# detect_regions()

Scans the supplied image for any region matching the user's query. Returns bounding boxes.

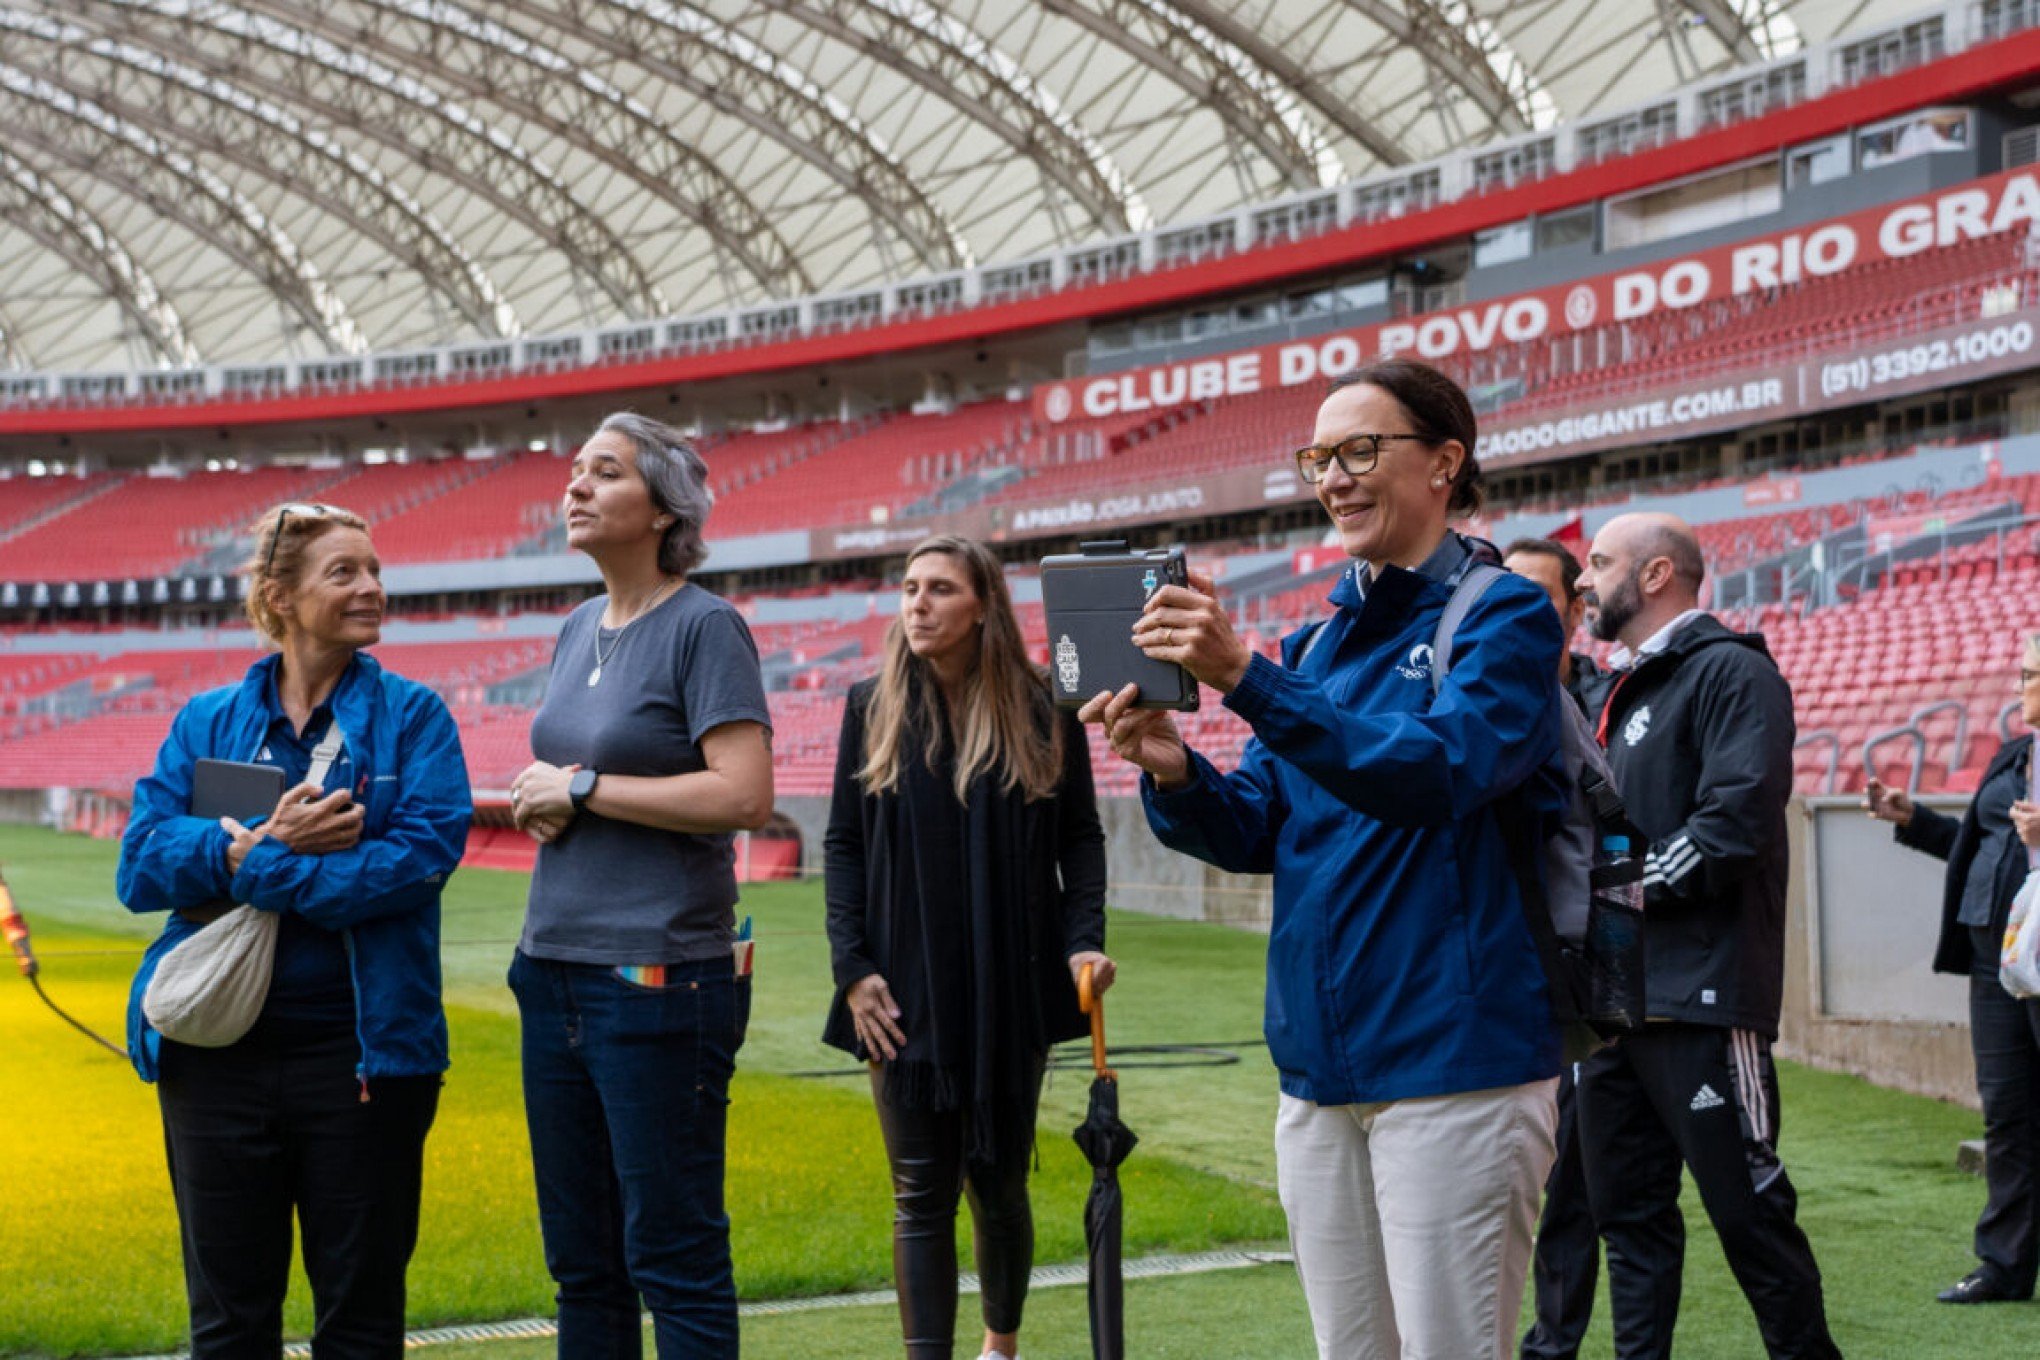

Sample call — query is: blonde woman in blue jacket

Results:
[1085,360,1566,1359]
[118,503,472,1360]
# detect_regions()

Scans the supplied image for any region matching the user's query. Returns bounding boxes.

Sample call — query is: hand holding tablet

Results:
[1040,541,1201,710]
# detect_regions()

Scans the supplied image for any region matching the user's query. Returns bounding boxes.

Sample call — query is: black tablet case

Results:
[1040,543,1200,711]
[191,759,286,824]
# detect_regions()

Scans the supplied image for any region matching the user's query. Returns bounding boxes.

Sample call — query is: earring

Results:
[1431,476,1446,488]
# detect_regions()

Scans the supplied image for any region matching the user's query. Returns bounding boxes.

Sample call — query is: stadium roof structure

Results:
[0,0,1926,373]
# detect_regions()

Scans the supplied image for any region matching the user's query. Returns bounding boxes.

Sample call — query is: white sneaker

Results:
[979,1352,1020,1360]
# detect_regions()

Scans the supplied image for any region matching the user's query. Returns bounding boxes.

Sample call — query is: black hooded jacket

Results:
[1597,614,1797,1036]
[1567,652,1613,720]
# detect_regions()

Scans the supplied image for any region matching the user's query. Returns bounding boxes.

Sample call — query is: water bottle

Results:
[1586,833,1645,1037]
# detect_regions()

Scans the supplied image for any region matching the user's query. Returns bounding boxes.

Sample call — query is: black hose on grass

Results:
[782,1039,1266,1080]
[27,974,130,1060]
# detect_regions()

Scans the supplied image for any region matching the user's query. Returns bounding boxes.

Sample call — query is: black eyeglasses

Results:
[262,503,344,575]
[1292,432,1436,485]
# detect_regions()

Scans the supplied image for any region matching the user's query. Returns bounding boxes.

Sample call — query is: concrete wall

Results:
[780,792,1273,930]
[777,796,830,880]
[1780,795,1979,1110]
[0,788,51,825]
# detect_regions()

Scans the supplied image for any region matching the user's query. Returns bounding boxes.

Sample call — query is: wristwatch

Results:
[568,768,599,810]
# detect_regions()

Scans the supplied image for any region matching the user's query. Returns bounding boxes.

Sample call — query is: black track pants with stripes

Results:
[1576,1025,1843,1360]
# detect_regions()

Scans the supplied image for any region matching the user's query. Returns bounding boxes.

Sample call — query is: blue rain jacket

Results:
[117,651,472,1082]
[1144,538,1567,1105]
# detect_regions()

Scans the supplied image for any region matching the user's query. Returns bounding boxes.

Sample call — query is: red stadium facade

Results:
[7,4,2040,860]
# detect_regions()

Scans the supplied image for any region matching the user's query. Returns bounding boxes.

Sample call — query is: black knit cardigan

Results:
[822,674,1107,1158]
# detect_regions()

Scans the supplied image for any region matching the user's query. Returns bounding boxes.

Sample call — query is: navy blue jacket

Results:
[1144,538,1567,1106]
[117,651,472,1083]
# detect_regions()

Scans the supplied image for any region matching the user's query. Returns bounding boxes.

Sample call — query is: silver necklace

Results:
[588,579,677,687]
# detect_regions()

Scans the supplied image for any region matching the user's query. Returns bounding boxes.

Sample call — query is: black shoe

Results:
[1937,1270,2028,1303]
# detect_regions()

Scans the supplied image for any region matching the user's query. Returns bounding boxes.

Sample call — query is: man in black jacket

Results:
[1504,536,1613,722]
[1573,512,1842,1360]
[1504,536,1610,1360]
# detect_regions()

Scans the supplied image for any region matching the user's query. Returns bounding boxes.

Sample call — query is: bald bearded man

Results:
[1573,513,1841,1360]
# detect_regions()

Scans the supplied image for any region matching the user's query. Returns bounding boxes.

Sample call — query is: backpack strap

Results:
[1431,559,1594,1027]
[1295,618,1329,670]
[1298,558,1508,680]
[1495,794,1589,1027]
[1429,561,1505,698]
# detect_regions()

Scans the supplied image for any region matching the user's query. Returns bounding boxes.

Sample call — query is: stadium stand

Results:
[0,467,331,583]
[360,453,576,564]
[0,472,117,538]
[1504,230,2035,412]
[1766,563,2035,795]
[986,387,1326,506]
[7,3,2040,856]
[708,402,1032,534]
[0,652,93,712]
[12,459,2040,807]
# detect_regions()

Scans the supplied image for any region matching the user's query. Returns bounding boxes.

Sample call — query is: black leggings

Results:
[870,1062,1044,1359]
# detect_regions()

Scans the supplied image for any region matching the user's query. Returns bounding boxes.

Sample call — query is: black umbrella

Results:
[1072,963,1138,1360]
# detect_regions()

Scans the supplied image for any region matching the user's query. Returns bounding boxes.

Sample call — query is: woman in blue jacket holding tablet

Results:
[118,502,472,1360]
[1083,359,1567,1359]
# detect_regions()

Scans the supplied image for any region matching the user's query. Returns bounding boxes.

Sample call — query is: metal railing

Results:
[1795,731,1842,794]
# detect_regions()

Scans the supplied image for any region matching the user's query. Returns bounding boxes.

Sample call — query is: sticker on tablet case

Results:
[1056,634,1081,693]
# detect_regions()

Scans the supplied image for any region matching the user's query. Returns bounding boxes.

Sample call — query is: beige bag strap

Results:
[305,723,345,792]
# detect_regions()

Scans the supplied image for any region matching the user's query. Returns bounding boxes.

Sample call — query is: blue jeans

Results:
[510,951,748,1360]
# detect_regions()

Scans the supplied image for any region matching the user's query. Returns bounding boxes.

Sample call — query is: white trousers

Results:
[1275,1078,1560,1360]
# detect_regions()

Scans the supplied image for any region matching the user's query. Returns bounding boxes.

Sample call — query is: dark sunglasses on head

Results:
[262,503,346,575]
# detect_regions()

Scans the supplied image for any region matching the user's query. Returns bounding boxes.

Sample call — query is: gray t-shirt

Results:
[520,584,772,965]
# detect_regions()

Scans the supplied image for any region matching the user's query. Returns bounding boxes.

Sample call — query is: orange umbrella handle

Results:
[1079,961,1114,1080]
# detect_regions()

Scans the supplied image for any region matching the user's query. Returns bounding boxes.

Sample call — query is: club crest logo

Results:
[1055,634,1081,692]
[1565,284,1597,329]
[1624,704,1652,747]
[1141,568,1159,597]
[1395,643,1435,681]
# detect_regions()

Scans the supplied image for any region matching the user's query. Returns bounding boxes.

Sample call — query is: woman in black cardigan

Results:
[1867,639,2040,1306]
[824,534,1113,1360]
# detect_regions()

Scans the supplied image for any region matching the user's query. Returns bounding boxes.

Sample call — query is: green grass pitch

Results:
[6,824,2040,1357]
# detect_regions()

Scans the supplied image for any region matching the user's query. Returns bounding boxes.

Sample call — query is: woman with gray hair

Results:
[507,412,774,1357]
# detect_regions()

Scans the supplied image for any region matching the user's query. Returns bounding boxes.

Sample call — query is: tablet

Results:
[1040,541,1200,711]
[191,759,286,824]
